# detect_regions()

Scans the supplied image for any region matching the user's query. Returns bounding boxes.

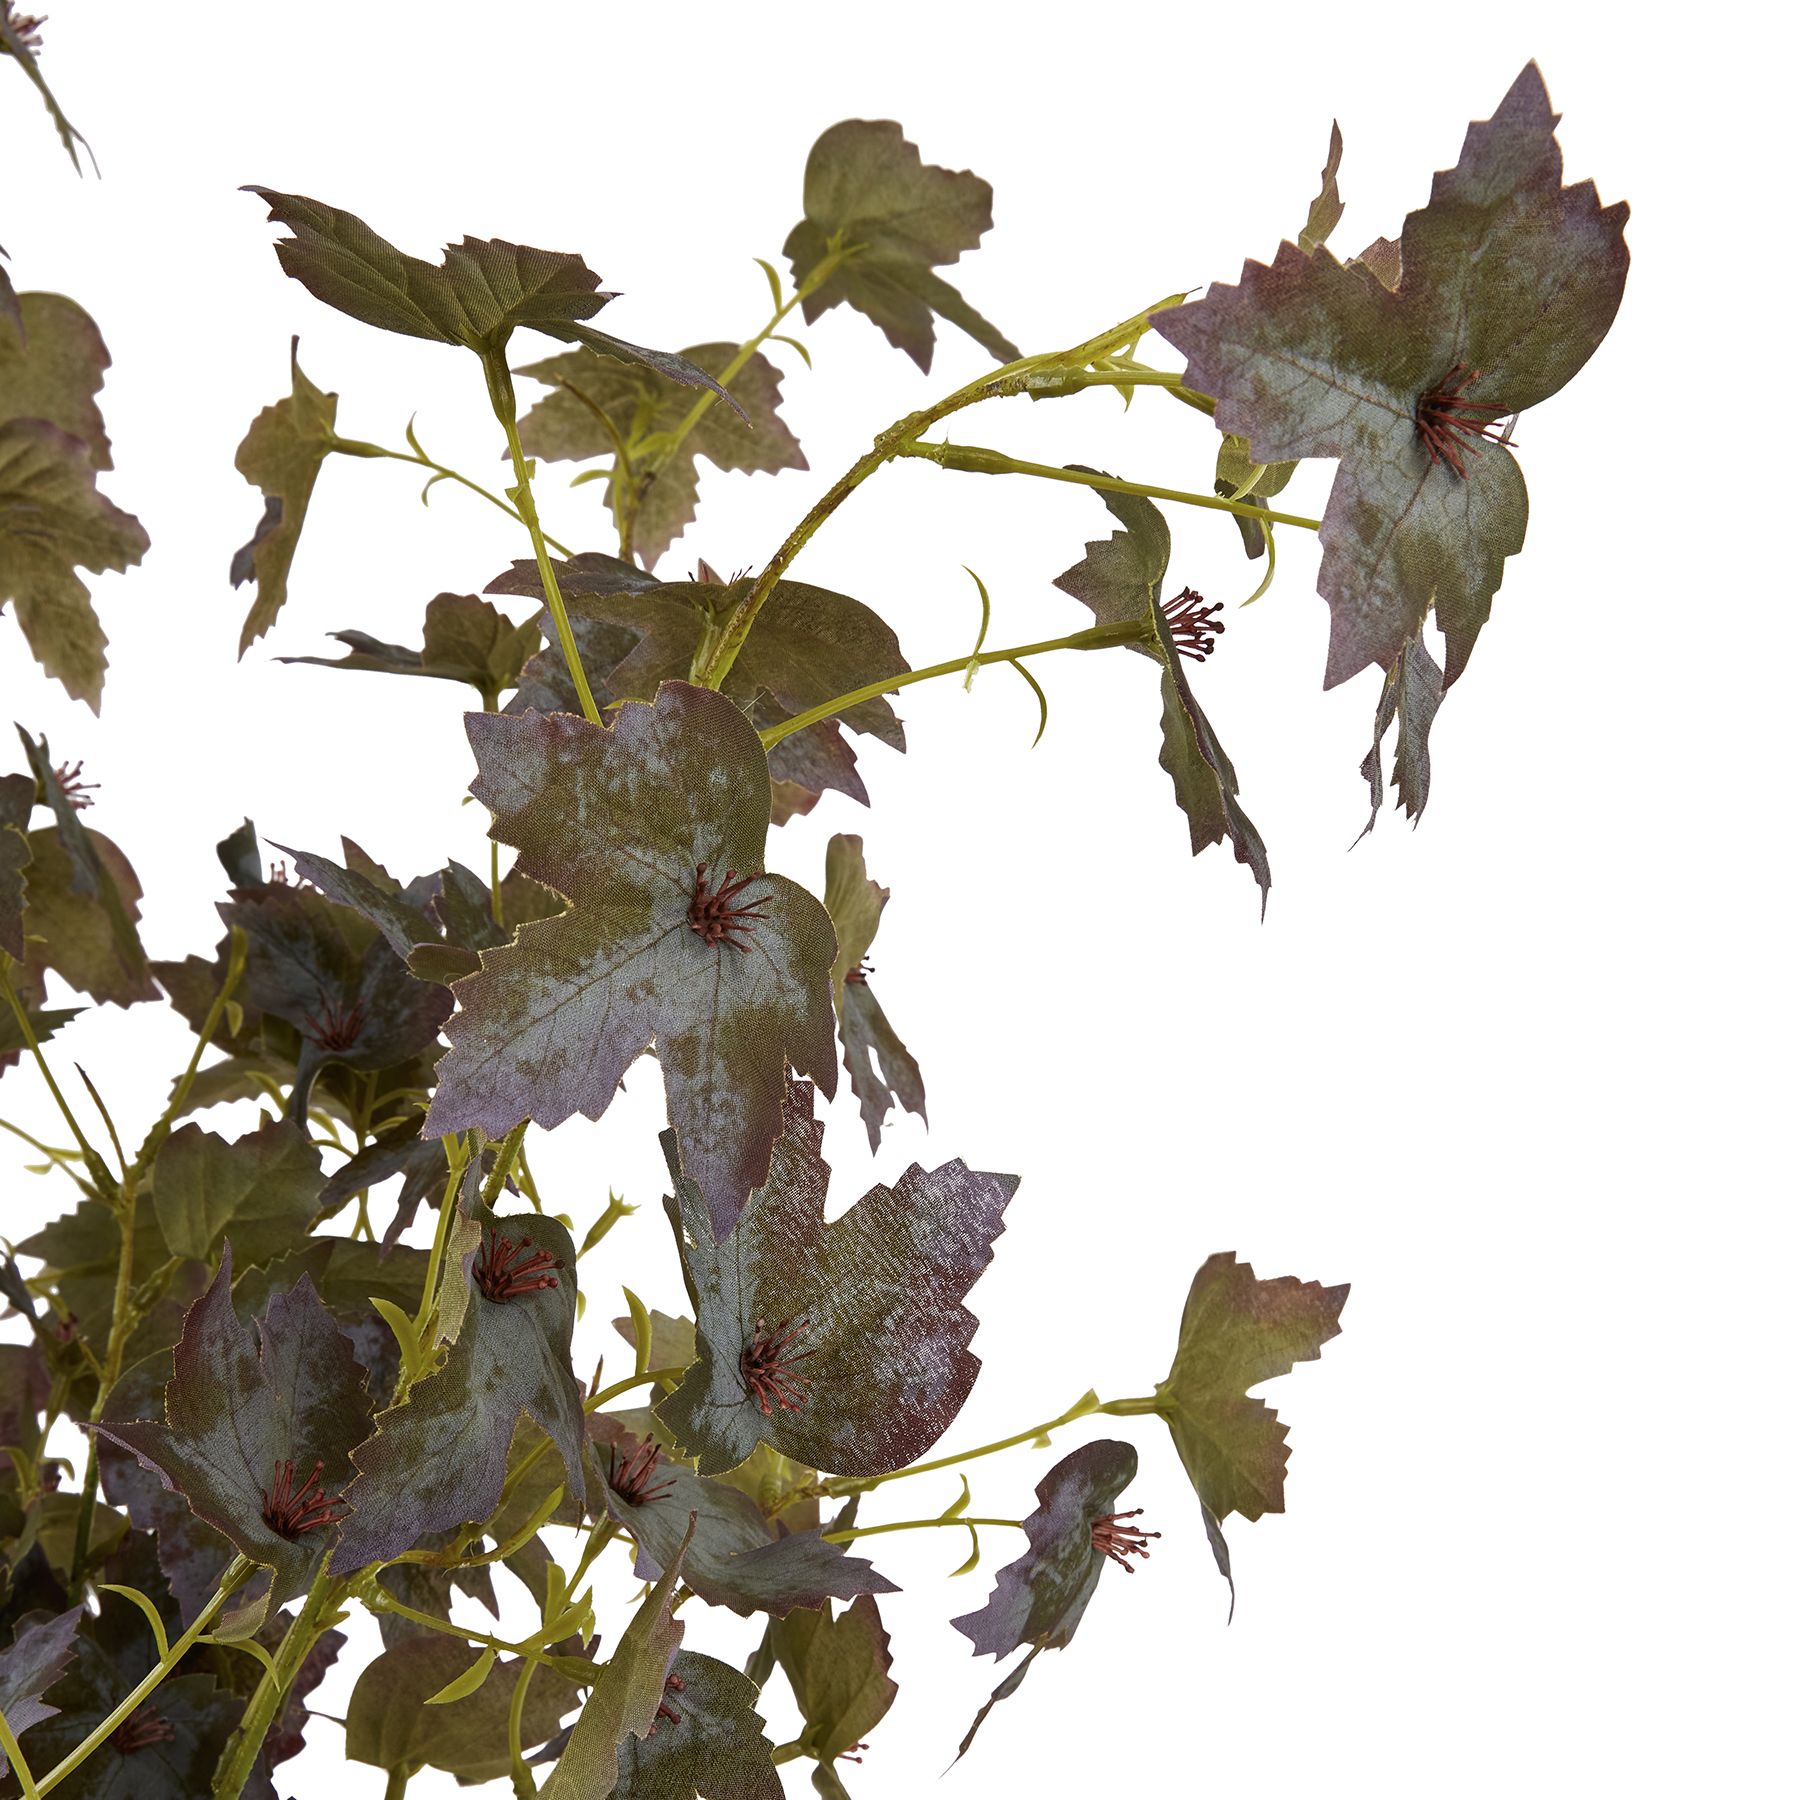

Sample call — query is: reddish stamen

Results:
[114,1704,176,1753]
[647,1670,687,1735]
[688,863,771,952]
[838,1742,870,1763]
[1414,363,1512,479]
[53,759,98,811]
[300,993,365,1051]
[1090,1507,1160,1571]
[261,1458,348,1540]
[740,1316,815,1415]
[473,1225,562,1303]
[608,1437,677,1508]
[844,959,873,985]
[1160,588,1226,664]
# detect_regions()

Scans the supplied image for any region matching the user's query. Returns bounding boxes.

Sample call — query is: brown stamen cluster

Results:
[1414,362,1511,478]
[608,1437,676,1508]
[53,759,98,810]
[261,1458,348,1540]
[473,1225,561,1303]
[1161,588,1226,664]
[648,1669,688,1735]
[1090,1507,1160,1571]
[301,994,365,1051]
[740,1316,815,1415]
[114,1704,176,1754]
[688,863,769,952]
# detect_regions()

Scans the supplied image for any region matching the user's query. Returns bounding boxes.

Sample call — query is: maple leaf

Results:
[769,1593,896,1773]
[1052,484,1271,905]
[0,1606,81,1736]
[591,1415,897,1619]
[951,1439,1148,1757]
[279,591,538,706]
[149,1117,324,1266]
[1154,64,1628,694]
[609,1649,784,1800]
[785,120,1019,372]
[16,822,156,1007]
[426,686,839,1240]
[822,834,925,1150]
[656,1082,1015,1477]
[0,293,116,467]
[93,1249,376,1606]
[517,342,807,567]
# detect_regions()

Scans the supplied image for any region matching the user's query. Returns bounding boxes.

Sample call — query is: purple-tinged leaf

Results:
[769,1593,896,1770]
[1359,630,1445,834]
[18,823,156,1005]
[591,1416,896,1619]
[333,1208,583,1570]
[610,1649,784,1800]
[1155,64,1627,689]
[316,1118,453,1253]
[279,591,538,705]
[93,1250,375,1606]
[785,121,1019,372]
[0,292,115,467]
[0,771,31,959]
[425,688,839,1240]
[657,1082,1014,1476]
[1298,122,1345,254]
[0,1606,81,1734]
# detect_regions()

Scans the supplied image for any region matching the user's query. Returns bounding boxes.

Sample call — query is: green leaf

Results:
[94,1249,376,1606]
[770,1594,895,1767]
[785,121,1019,372]
[1150,1251,1348,1579]
[0,293,115,466]
[345,1637,581,1781]
[0,770,31,960]
[0,417,147,707]
[951,1440,1144,1756]
[230,339,338,656]
[610,1649,783,1800]
[1298,122,1345,253]
[539,1516,693,1800]
[18,823,156,1005]
[150,1117,324,1266]
[517,342,806,567]
[425,687,839,1241]
[1359,630,1445,833]
[333,1207,584,1570]
[611,1308,697,1382]
[279,590,539,704]
[1155,64,1628,688]
[657,1081,1015,1477]
[0,1605,81,1735]
[822,835,925,1151]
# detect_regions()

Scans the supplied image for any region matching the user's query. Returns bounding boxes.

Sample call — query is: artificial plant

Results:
[0,24,1626,1795]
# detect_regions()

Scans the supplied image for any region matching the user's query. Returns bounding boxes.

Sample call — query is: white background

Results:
[1,2,1793,1795]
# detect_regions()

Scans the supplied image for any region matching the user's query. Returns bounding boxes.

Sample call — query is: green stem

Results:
[1096,1394,1161,1415]
[899,440,1322,530]
[481,1121,528,1206]
[1023,365,1216,412]
[209,1568,339,1800]
[759,621,1144,752]
[770,1741,805,1766]
[479,347,601,726]
[0,1116,86,1188]
[36,1557,251,1796]
[0,1711,40,1800]
[823,1391,1103,1496]
[327,433,574,558]
[362,1592,597,1677]
[0,958,110,1194]
[823,1515,1023,1544]
[507,1657,538,1797]
[384,1768,411,1800]
[697,294,1182,690]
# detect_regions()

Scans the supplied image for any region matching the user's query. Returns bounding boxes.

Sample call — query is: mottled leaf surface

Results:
[610,1649,783,1800]
[785,121,1018,371]
[150,1117,323,1266]
[770,1594,895,1767]
[280,591,537,703]
[316,1118,452,1252]
[658,1082,1014,1476]
[426,688,839,1240]
[18,824,156,1005]
[1359,630,1445,833]
[334,1209,582,1570]
[1155,64,1627,687]
[0,1606,80,1734]
[591,1416,896,1619]
[0,293,114,465]
[94,1251,375,1605]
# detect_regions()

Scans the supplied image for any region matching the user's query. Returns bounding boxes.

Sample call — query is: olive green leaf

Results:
[1359,629,1445,834]
[539,1517,693,1800]
[0,770,31,959]
[517,342,807,567]
[658,1081,1015,1477]
[0,293,114,466]
[345,1637,582,1784]
[0,248,17,345]
[1155,64,1629,689]
[15,1197,178,1349]
[1298,122,1345,254]
[610,1649,783,1800]
[332,1207,583,1570]
[823,835,924,1151]
[0,1606,81,1735]
[1214,431,1296,560]
[611,1308,697,1382]
[770,1594,896,1771]
[425,687,839,1241]
[243,187,729,400]
[1052,485,1270,906]
[1147,1252,1348,1594]
[230,339,338,656]
[951,1439,1145,1756]
[785,120,1019,372]
[17,823,156,1006]
[279,591,538,706]
[0,419,147,707]
[93,1249,376,1606]
[591,1415,897,1619]
[0,10,90,171]
[150,1118,324,1266]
